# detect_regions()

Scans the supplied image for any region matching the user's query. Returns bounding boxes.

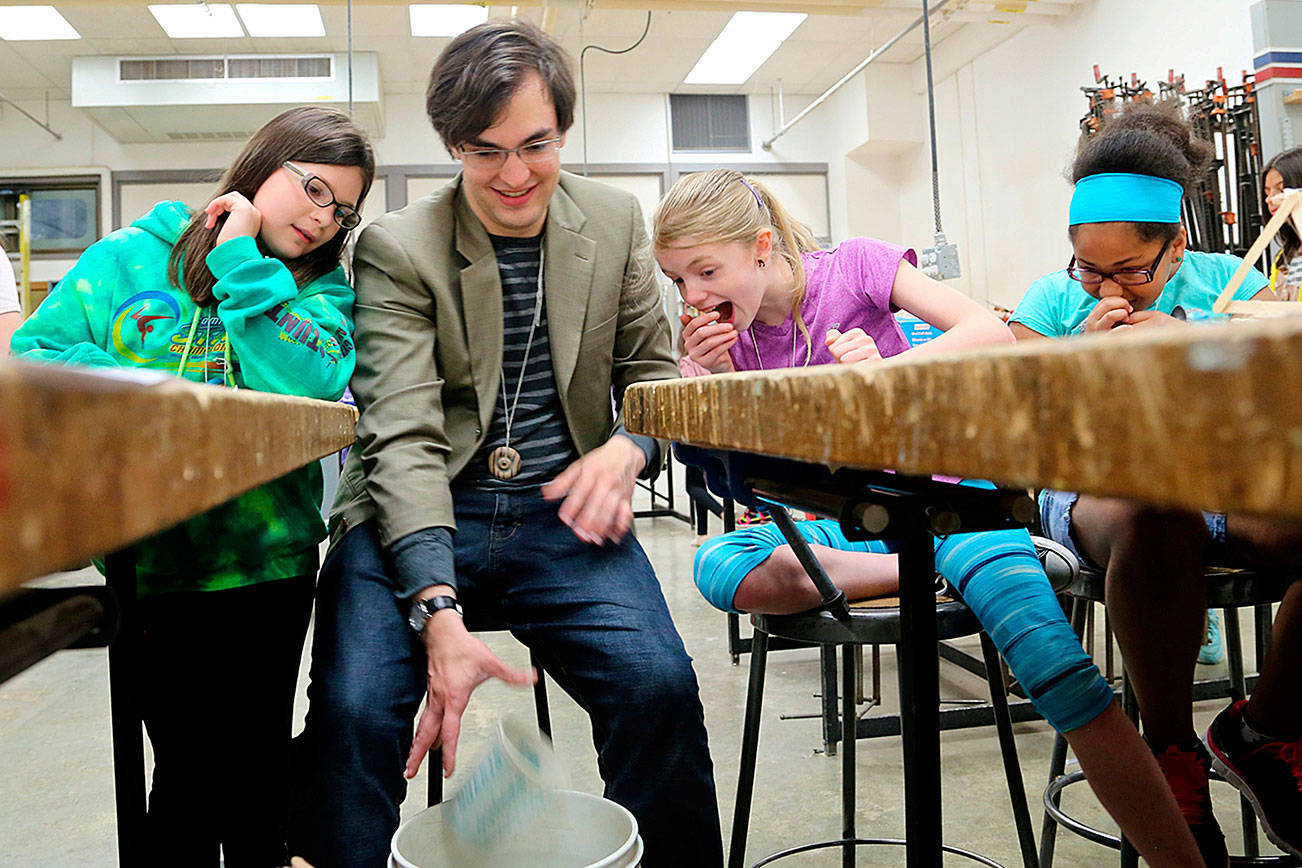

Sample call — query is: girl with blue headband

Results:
[654,168,1207,866]
[1012,101,1302,863]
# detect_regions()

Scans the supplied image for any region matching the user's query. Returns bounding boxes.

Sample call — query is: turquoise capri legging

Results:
[695,514,1115,735]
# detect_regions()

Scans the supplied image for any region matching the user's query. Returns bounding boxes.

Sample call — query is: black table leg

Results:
[105,548,146,866]
[897,528,942,867]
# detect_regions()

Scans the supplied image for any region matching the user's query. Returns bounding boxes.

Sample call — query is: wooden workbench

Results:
[0,360,357,595]
[625,316,1302,519]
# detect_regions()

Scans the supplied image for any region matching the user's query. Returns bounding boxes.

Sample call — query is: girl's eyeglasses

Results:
[1067,239,1171,287]
[282,161,361,230]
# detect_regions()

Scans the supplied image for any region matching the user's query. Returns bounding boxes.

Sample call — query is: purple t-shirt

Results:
[730,237,916,372]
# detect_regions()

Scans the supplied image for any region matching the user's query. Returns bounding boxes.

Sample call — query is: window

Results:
[0,180,101,255]
[670,94,749,151]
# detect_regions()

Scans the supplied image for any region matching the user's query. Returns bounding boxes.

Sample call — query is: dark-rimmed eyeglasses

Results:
[282,161,361,230]
[457,137,562,171]
[1067,239,1171,287]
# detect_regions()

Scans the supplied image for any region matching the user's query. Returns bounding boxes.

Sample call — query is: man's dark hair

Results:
[425,19,576,153]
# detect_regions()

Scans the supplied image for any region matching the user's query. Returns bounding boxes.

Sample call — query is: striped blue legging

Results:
[695,517,1113,734]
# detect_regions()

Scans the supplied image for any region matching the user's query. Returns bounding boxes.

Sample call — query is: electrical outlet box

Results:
[918,232,961,280]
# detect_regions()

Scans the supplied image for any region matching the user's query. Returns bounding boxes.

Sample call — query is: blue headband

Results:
[1068,172,1184,226]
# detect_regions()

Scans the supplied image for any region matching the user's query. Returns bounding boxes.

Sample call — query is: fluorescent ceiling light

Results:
[684,12,806,85]
[410,4,488,38]
[236,4,325,38]
[149,3,245,39]
[0,6,80,41]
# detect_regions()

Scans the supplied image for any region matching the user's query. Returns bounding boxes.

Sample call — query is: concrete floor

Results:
[0,477,1285,866]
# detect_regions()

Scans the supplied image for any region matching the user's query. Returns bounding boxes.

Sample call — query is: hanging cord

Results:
[346,0,354,117]
[581,10,652,176]
[921,0,942,234]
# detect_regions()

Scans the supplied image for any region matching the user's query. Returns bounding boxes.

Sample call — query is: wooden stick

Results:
[1213,189,1302,313]
[1223,300,1302,316]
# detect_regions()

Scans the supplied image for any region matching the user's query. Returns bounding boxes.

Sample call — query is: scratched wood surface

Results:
[625,317,1302,520]
[0,360,357,593]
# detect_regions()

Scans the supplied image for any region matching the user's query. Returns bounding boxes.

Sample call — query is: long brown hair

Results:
[653,169,819,364]
[169,106,375,305]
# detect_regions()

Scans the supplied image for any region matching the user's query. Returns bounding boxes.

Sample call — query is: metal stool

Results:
[426,641,552,807]
[1040,562,1299,866]
[730,593,1040,868]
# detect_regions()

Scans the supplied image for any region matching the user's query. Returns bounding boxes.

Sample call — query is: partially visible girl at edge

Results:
[1262,146,1302,301]
[653,167,1207,867]
[11,106,374,867]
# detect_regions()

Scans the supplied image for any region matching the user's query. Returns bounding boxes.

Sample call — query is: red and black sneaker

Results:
[1150,739,1229,868]
[1205,699,1302,858]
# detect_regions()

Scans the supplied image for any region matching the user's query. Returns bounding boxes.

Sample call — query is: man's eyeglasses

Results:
[282,161,361,230]
[1067,239,1171,287]
[457,137,562,171]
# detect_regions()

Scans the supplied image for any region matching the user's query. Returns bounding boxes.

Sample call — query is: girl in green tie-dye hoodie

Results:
[12,106,374,865]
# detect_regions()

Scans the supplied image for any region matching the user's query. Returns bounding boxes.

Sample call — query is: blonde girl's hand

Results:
[825,327,881,364]
[679,312,736,373]
[1082,296,1133,333]
[204,192,262,246]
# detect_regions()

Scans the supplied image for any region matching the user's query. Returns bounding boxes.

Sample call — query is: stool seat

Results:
[733,591,1039,868]
[1065,564,1295,608]
[752,595,977,647]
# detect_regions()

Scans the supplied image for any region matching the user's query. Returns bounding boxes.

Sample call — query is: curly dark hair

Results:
[1070,101,1213,243]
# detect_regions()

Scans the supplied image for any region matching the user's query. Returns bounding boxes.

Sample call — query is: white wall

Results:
[888,0,1260,308]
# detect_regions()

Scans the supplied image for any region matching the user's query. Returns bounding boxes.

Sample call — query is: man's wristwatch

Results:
[408,595,463,633]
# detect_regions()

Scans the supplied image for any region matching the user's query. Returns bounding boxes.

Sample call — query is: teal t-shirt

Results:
[1011,250,1269,336]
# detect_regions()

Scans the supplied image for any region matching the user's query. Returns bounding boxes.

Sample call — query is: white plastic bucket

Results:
[390,789,642,868]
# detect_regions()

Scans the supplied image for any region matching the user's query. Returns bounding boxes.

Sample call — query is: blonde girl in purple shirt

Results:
[651,168,1207,866]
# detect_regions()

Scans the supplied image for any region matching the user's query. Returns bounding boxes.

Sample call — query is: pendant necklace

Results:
[750,320,803,370]
[489,246,545,480]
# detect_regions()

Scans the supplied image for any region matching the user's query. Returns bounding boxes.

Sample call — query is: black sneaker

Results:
[1150,739,1229,868]
[1205,699,1302,858]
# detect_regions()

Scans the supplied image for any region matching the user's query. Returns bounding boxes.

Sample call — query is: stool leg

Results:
[1119,673,1139,868]
[1254,602,1274,666]
[729,628,770,868]
[1223,607,1261,858]
[530,650,552,740]
[1039,733,1069,868]
[821,644,839,757]
[841,642,856,868]
[981,632,1040,868]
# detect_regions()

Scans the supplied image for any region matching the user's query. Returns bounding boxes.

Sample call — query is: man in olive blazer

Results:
[292,19,723,868]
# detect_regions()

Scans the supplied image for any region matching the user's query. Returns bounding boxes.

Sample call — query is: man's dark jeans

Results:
[291,485,723,867]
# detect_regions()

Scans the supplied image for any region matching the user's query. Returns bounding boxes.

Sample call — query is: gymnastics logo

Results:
[111,291,182,364]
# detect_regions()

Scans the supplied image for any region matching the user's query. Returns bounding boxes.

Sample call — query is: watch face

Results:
[408,604,429,632]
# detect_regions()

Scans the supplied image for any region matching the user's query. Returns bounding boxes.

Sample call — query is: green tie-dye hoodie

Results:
[12,201,356,595]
